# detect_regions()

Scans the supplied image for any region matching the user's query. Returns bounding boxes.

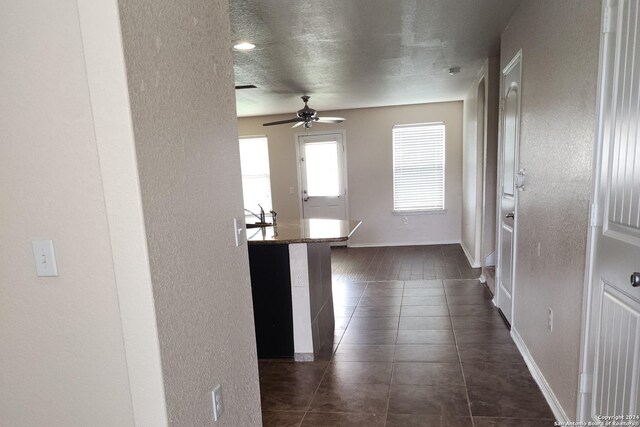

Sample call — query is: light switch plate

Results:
[234,217,245,247]
[32,240,59,277]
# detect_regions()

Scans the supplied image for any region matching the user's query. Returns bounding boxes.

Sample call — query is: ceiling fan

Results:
[263,96,345,129]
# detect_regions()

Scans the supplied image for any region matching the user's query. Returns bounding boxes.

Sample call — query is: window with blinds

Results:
[392,123,445,212]
[239,136,272,216]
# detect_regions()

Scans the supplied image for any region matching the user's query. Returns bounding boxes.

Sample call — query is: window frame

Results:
[238,135,273,220]
[391,122,446,214]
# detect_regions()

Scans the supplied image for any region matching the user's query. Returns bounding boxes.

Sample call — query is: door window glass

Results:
[305,141,340,197]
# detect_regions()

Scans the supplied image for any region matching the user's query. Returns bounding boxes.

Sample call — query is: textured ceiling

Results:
[230,0,521,117]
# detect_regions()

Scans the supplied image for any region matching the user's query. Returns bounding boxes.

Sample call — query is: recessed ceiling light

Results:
[233,42,255,51]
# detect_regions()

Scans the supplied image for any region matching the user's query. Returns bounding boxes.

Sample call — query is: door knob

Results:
[506,212,515,219]
[632,272,640,287]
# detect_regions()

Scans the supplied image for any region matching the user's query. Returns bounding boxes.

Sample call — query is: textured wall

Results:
[117,0,262,425]
[0,0,135,425]
[238,102,464,247]
[501,0,601,417]
[76,0,169,423]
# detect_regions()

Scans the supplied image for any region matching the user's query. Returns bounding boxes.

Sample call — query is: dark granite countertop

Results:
[246,219,361,245]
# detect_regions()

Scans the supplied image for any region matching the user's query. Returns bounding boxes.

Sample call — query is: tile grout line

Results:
[300,276,366,426]
[335,279,367,344]
[382,280,405,426]
[299,355,333,426]
[443,281,476,427]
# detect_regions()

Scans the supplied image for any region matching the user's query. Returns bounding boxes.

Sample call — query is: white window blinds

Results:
[239,137,272,215]
[392,123,445,212]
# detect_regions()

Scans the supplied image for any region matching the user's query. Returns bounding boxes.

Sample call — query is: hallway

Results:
[259,245,555,426]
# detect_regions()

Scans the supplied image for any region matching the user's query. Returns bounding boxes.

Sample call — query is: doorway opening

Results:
[296,131,348,221]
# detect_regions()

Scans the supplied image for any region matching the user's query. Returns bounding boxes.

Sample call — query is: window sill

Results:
[392,209,447,216]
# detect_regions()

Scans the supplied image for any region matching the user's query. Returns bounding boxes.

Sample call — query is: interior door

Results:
[583,0,640,420]
[497,52,522,325]
[298,132,347,220]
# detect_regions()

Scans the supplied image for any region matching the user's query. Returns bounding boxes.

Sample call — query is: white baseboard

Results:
[511,328,570,423]
[347,239,460,248]
[460,241,481,268]
[294,353,314,362]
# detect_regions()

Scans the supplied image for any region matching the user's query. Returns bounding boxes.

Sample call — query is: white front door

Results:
[582,0,640,420]
[496,52,522,325]
[297,132,347,220]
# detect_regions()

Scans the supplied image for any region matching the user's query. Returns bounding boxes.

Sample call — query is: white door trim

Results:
[294,130,349,222]
[475,74,487,269]
[496,49,523,325]
[578,0,618,420]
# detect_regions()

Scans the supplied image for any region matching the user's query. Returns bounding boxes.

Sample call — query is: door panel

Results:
[593,283,639,417]
[499,223,514,308]
[497,52,522,325]
[585,0,640,421]
[503,89,518,197]
[298,132,347,220]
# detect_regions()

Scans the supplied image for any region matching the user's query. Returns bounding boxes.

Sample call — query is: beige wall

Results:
[118,0,262,425]
[238,102,464,246]
[2,0,261,425]
[77,0,169,423]
[501,0,601,418]
[0,1,137,425]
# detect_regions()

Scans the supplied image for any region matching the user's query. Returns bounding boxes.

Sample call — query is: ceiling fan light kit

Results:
[262,96,345,129]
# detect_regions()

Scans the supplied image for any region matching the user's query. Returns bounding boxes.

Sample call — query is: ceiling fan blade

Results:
[315,116,345,124]
[291,121,305,128]
[263,117,304,127]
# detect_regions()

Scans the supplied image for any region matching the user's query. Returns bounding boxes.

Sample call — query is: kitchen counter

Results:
[246,219,361,244]
[246,219,361,361]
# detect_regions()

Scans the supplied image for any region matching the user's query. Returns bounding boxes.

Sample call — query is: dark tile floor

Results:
[259,245,555,427]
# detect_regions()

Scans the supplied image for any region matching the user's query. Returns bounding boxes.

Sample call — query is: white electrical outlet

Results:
[233,217,245,247]
[548,308,553,332]
[212,384,223,421]
[32,240,59,277]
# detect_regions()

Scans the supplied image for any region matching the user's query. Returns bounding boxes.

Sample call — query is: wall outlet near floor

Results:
[402,216,409,225]
[212,384,223,421]
[548,308,553,332]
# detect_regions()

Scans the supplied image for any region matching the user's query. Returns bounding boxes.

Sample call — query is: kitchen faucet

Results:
[245,205,266,223]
